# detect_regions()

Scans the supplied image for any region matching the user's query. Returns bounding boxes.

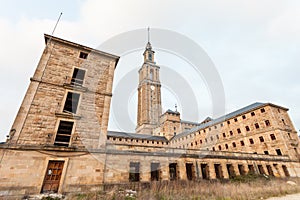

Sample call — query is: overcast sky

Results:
[0,0,300,142]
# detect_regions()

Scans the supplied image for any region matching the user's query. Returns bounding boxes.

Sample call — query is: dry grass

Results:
[69,177,300,200]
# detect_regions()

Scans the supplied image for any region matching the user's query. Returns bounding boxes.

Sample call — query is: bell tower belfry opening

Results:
[136,28,162,134]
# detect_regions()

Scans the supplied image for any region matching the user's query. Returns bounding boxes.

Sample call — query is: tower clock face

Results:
[150,85,155,90]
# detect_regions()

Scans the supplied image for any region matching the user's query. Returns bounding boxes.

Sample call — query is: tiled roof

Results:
[107,131,168,142]
[171,102,271,140]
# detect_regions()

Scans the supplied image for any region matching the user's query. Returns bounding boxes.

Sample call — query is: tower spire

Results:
[148,27,150,43]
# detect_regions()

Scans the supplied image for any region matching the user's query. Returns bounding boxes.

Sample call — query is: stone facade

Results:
[0,34,299,199]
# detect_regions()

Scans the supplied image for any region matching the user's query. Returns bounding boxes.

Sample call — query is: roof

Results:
[44,34,120,67]
[180,120,200,125]
[164,109,180,115]
[107,131,168,142]
[171,102,287,141]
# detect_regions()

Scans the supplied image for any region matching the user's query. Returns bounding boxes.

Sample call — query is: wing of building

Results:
[0,34,299,198]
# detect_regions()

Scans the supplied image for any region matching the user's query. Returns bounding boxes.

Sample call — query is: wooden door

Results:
[41,161,64,193]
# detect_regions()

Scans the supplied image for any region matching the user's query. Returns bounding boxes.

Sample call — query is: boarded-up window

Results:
[63,92,80,114]
[71,68,86,86]
[54,121,74,147]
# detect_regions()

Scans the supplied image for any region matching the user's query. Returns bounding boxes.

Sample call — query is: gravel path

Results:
[267,193,300,200]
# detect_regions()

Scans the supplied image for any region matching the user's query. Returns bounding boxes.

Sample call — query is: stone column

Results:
[140,161,150,182]
[208,162,216,179]
[221,163,229,179]
[161,161,170,181]
[178,161,187,180]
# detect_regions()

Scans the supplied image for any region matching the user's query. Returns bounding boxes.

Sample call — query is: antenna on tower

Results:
[47,12,63,48]
[175,104,178,112]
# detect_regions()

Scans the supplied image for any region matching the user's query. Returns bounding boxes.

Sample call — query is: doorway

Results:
[41,161,64,193]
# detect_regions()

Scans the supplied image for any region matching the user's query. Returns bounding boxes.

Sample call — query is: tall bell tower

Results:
[136,28,162,134]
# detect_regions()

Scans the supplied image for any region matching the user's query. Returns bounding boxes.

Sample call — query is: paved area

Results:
[267,193,300,200]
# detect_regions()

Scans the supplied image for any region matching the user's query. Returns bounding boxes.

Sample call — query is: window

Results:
[230,131,233,136]
[249,138,254,144]
[150,69,153,80]
[261,108,265,113]
[129,162,140,182]
[218,145,221,150]
[282,119,286,125]
[232,142,236,148]
[240,140,245,146]
[237,128,241,134]
[203,129,206,133]
[264,151,269,155]
[79,52,88,59]
[63,92,80,114]
[245,126,250,131]
[220,123,224,127]
[216,135,219,140]
[234,118,238,122]
[214,126,217,129]
[265,120,270,126]
[71,68,86,86]
[174,127,176,130]
[242,115,246,119]
[276,149,282,156]
[200,139,202,144]
[255,123,260,129]
[227,121,230,125]
[210,136,213,141]
[223,133,226,138]
[148,53,152,61]
[270,134,276,140]
[251,112,255,116]
[209,128,211,131]
[225,144,228,149]
[54,121,74,147]
[212,147,215,151]
[259,136,264,142]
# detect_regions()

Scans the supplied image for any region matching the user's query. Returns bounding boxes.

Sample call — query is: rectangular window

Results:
[251,112,255,116]
[259,136,264,142]
[234,118,238,122]
[265,120,270,126]
[129,162,140,182]
[227,120,230,125]
[71,68,86,86]
[79,52,88,59]
[225,144,228,149]
[240,140,245,146]
[169,163,177,180]
[223,133,226,138]
[255,123,260,129]
[249,138,254,144]
[151,163,160,181]
[242,115,246,119]
[232,142,236,148]
[54,121,74,147]
[230,131,233,136]
[261,108,265,113]
[270,134,276,140]
[245,126,250,131]
[63,92,80,114]
[276,149,282,156]
[237,128,241,134]
[264,151,269,155]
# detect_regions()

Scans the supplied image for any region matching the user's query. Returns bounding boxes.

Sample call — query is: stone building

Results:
[0,34,299,198]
